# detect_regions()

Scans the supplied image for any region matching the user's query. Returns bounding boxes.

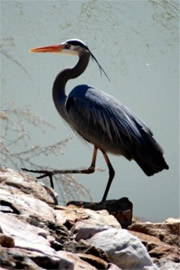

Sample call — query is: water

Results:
[1,0,179,221]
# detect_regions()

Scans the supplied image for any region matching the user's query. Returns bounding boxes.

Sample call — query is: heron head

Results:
[29,38,110,81]
[29,39,89,56]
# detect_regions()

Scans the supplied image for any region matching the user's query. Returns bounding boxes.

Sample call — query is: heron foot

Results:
[22,166,96,189]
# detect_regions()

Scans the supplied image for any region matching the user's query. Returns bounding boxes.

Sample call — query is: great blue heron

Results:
[29,39,169,201]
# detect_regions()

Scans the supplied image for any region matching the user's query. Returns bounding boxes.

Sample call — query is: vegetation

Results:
[0,103,91,203]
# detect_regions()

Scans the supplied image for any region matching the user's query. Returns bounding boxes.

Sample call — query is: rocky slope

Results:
[0,168,179,269]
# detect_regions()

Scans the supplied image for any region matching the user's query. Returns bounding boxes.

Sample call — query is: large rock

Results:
[0,168,57,224]
[0,212,55,255]
[157,258,180,270]
[85,228,158,270]
[129,230,180,263]
[68,197,133,228]
[56,251,97,270]
[0,168,179,269]
[0,188,56,223]
[0,168,57,205]
[129,219,180,247]
[55,204,121,229]
[129,219,180,263]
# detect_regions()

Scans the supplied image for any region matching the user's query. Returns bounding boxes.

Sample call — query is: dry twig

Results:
[0,103,91,202]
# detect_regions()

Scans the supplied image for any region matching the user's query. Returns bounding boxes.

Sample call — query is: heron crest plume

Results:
[64,39,110,81]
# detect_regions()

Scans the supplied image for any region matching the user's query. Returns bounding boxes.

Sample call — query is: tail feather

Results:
[133,129,169,176]
[135,155,169,176]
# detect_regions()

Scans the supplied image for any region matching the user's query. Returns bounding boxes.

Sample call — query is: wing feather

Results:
[66,85,152,157]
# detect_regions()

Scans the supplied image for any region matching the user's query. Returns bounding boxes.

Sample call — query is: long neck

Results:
[53,51,90,100]
[52,51,90,119]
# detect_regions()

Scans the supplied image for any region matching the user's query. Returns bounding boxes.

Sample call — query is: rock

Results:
[55,204,121,229]
[75,222,111,241]
[63,239,110,262]
[129,219,180,247]
[157,258,180,270]
[0,168,57,224]
[56,251,97,269]
[129,219,180,264]
[0,247,44,269]
[129,230,180,262]
[0,189,56,224]
[0,212,55,256]
[0,168,178,270]
[71,206,121,242]
[45,221,71,251]
[67,197,133,228]
[108,263,122,270]
[0,168,57,205]
[86,228,158,270]
[77,253,108,269]
[0,233,15,248]
[54,205,89,226]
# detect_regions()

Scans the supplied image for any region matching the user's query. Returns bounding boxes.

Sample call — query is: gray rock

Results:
[56,251,96,269]
[108,263,122,270]
[0,168,178,270]
[0,212,55,256]
[67,197,133,228]
[55,205,121,228]
[0,168,57,205]
[0,188,56,223]
[75,221,110,241]
[157,258,180,270]
[0,169,57,224]
[129,218,180,248]
[87,228,159,270]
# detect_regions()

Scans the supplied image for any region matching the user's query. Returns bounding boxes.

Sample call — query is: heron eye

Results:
[65,43,71,49]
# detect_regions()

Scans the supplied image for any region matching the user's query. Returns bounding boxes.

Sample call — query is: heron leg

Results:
[22,146,98,178]
[56,145,98,174]
[101,150,115,202]
[63,145,97,174]
[85,146,98,173]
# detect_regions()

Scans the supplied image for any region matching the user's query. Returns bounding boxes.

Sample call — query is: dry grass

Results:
[0,103,91,203]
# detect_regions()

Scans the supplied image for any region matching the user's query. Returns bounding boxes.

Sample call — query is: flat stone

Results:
[77,252,108,269]
[0,247,44,269]
[55,204,121,229]
[0,212,55,256]
[68,197,133,228]
[129,219,180,247]
[0,188,56,223]
[0,168,57,205]
[129,230,180,262]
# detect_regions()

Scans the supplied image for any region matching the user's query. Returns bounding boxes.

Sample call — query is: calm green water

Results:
[1,0,179,221]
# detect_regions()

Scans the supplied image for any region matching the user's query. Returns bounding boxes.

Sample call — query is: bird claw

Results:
[36,174,48,179]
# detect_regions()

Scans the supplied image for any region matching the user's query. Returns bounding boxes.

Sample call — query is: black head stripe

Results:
[66,39,89,50]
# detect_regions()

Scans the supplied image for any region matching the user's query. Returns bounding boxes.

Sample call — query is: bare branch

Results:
[0,103,91,203]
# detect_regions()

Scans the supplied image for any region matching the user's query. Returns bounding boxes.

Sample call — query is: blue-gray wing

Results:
[65,84,153,159]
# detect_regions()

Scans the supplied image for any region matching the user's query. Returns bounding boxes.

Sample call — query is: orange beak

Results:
[29,44,65,53]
